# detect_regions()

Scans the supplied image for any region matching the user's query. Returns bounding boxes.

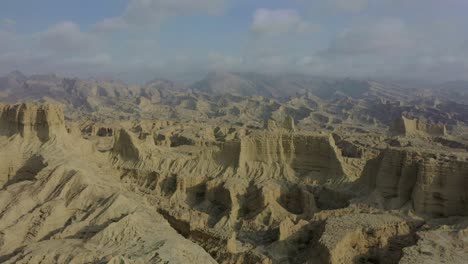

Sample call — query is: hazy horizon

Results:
[2,0,468,83]
[4,69,463,89]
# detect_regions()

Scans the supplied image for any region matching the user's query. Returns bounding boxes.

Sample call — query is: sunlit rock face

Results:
[0,103,66,141]
[365,148,468,217]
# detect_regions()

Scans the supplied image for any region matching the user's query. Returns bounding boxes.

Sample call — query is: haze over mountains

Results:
[1,70,466,125]
[2,70,466,103]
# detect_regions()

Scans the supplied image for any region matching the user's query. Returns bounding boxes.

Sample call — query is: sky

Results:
[1,0,468,83]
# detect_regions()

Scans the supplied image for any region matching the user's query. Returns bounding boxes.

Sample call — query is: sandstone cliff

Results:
[390,116,447,137]
[0,103,70,187]
[239,132,347,183]
[362,148,468,217]
[0,103,67,141]
[1,94,468,263]
[0,103,217,263]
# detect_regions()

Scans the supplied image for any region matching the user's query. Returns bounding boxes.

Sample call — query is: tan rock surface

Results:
[390,116,447,137]
[361,148,468,217]
[0,103,217,263]
[0,71,467,264]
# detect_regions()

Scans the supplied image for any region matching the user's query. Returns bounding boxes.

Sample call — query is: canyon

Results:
[0,72,467,263]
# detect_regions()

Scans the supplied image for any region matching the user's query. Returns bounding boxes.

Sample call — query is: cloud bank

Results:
[0,0,467,82]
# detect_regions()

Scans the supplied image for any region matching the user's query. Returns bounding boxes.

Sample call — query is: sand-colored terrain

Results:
[1,72,467,263]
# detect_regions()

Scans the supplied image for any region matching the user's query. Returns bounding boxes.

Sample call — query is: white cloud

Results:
[251,8,317,36]
[2,1,468,82]
[37,21,100,54]
[301,16,468,80]
[94,0,227,31]
[0,21,111,76]
[324,18,411,56]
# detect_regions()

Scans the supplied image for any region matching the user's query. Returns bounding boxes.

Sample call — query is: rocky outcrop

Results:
[0,103,66,141]
[390,116,447,137]
[363,148,468,217]
[0,158,217,264]
[400,219,468,264]
[0,106,217,263]
[113,129,141,161]
[434,137,468,151]
[265,115,296,132]
[318,213,420,264]
[4,70,468,264]
[412,158,468,217]
[0,103,97,187]
[239,132,346,182]
[362,149,420,209]
[81,124,115,137]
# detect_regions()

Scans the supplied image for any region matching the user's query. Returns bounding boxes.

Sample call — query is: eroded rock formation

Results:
[390,116,447,137]
[0,89,467,264]
[362,148,468,217]
[0,103,216,263]
[0,103,66,141]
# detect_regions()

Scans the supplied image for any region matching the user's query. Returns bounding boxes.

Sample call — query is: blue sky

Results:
[1,0,468,82]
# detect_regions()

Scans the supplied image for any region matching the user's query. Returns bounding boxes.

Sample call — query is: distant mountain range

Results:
[2,70,467,102]
[1,70,467,128]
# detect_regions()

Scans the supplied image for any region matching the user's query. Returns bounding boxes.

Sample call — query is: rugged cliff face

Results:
[317,213,421,264]
[412,158,468,216]
[0,103,66,141]
[390,116,447,137]
[363,148,468,217]
[0,103,217,263]
[112,128,349,184]
[105,126,368,262]
[113,129,142,161]
[239,132,346,182]
[0,103,69,186]
[1,98,468,263]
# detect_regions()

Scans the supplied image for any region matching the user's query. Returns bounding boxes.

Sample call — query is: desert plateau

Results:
[0,71,467,263]
[2,0,468,263]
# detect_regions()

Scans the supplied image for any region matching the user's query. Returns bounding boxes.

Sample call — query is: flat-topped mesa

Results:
[390,116,447,137]
[0,103,67,141]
